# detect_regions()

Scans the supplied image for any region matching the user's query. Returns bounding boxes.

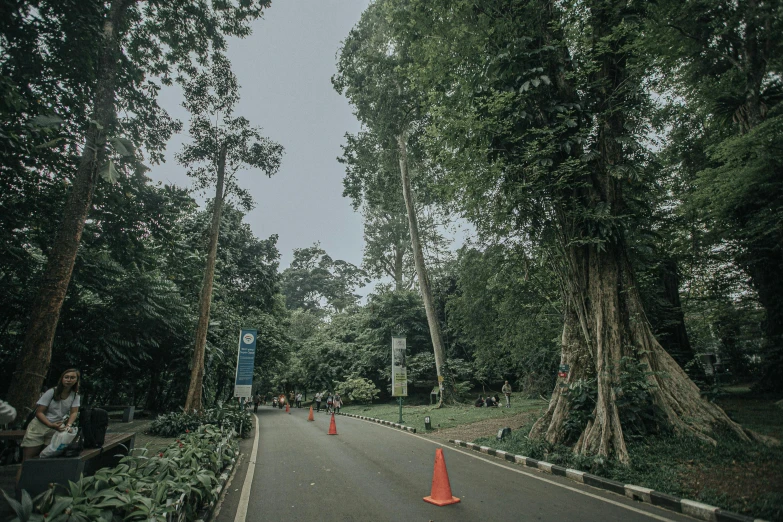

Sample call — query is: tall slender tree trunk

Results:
[145,369,161,413]
[393,243,404,291]
[397,132,449,405]
[184,143,228,413]
[6,0,127,413]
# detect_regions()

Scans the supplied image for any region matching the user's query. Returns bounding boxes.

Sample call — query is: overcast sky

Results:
[148,0,371,271]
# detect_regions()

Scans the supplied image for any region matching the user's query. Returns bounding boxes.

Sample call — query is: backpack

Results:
[80,408,108,448]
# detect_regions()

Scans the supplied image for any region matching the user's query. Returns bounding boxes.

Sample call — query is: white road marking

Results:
[365,420,680,522]
[233,413,260,522]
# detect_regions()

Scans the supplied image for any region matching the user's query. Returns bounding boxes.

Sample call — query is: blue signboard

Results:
[234,328,257,397]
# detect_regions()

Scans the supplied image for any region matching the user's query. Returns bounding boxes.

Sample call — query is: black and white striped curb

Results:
[333,411,417,433]
[450,440,766,522]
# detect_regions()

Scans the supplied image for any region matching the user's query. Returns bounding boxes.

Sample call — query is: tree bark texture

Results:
[397,133,449,404]
[393,243,405,291]
[6,0,127,414]
[530,0,752,463]
[746,252,783,393]
[657,259,698,372]
[184,143,228,413]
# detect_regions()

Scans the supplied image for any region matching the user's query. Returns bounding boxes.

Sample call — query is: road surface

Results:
[216,406,695,522]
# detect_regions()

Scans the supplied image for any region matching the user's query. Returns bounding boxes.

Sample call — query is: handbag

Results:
[62,431,84,457]
[40,427,78,458]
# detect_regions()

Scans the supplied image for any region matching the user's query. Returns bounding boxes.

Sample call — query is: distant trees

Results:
[280,244,367,315]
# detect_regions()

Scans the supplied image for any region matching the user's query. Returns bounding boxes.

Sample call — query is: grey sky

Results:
[148,0,371,270]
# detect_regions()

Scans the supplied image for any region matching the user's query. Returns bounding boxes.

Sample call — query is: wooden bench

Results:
[18,432,135,496]
[100,405,135,423]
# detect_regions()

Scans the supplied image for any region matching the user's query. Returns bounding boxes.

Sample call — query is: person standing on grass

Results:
[17,369,81,484]
[502,380,512,408]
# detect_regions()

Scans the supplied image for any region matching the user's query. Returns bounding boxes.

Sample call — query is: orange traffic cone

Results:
[308,406,315,421]
[423,448,460,506]
[286,403,290,414]
[328,413,338,435]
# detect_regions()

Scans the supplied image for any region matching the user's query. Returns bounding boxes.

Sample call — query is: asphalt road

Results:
[216,406,696,522]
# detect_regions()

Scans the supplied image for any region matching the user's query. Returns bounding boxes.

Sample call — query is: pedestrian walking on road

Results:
[315,392,322,412]
[278,394,285,410]
[253,394,261,413]
[333,393,342,413]
[326,393,333,413]
[296,392,302,408]
[502,381,512,408]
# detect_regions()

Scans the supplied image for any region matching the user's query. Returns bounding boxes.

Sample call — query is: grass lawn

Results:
[340,398,547,432]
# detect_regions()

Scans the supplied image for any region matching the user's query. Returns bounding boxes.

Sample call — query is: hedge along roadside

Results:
[2,424,238,522]
[149,406,253,438]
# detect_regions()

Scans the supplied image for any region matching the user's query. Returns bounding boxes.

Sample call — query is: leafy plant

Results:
[148,405,252,438]
[563,378,597,443]
[334,376,380,404]
[3,425,237,522]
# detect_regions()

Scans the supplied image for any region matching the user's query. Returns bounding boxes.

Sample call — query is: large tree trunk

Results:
[184,143,228,413]
[397,132,450,405]
[532,243,752,463]
[746,250,783,393]
[657,259,698,372]
[6,0,127,414]
[531,0,752,464]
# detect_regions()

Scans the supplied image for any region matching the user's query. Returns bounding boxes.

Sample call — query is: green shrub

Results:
[3,425,238,522]
[335,376,380,404]
[148,405,252,438]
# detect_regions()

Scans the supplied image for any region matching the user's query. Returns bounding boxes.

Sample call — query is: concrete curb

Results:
[196,456,237,522]
[333,411,417,433]
[449,440,765,522]
[202,450,243,522]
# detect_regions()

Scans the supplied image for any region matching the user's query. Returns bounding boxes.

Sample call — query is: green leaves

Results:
[29,115,64,128]
[98,160,120,184]
[109,137,135,158]
[3,425,239,521]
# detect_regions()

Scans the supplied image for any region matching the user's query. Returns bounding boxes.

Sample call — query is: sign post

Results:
[391,336,407,424]
[234,329,257,400]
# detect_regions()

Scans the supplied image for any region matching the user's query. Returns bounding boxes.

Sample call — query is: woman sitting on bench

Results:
[17,369,81,484]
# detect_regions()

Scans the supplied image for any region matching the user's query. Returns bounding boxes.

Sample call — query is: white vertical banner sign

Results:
[391,336,408,397]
